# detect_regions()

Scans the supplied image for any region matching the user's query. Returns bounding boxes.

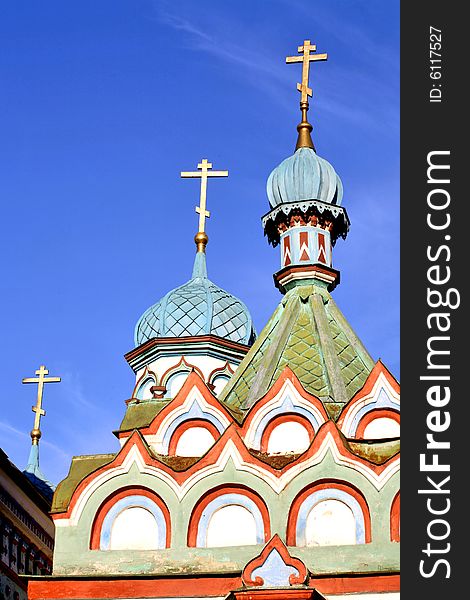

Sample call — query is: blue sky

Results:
[0,0,399,485]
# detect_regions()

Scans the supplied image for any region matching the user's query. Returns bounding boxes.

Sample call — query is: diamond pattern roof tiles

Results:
[135,252,256,347]
[219,284,376,417]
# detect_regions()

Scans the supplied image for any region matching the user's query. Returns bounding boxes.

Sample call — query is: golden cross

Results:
[181,158,228,233]
[22,365,61,444]
[286,40,328,103]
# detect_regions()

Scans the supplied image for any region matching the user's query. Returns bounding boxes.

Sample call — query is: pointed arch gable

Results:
[241,367,328,450]
[132,366,159,400]
[117,371,234,449]
[53,421,399,528]
[338,361,400,439]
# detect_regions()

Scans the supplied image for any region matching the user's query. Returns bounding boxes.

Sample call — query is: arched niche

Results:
[287,482,371,547]
[90,487,170,550]
[188,486,270,548]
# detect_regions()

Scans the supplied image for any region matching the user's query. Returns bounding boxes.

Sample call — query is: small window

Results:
[165,371,189,398]
[136,378,154,400]
[212,375,230,396]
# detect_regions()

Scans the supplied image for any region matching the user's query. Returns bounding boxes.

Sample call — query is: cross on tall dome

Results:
[286,39,328,103]
[181,159,228,234]
[22,364,61,445]
[285,39,328,151]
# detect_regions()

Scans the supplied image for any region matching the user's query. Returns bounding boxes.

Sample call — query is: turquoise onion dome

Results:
[267,146,343,208]
[135,251,256,347]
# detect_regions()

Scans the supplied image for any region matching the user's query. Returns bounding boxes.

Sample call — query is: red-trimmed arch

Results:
[390,491,400,542]
[356,409,400,439]
[286,479,372,546]
[90,486,171,550]
[168,419,220,456]
[260,413,315,453]
[187,484,271,548]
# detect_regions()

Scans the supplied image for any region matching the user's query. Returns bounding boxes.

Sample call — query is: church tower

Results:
[29,39,400,600]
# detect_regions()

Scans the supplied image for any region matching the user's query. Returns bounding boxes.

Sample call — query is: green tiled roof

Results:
[118,400,170,432]
[52,453,115,513]
[219,284,375,418]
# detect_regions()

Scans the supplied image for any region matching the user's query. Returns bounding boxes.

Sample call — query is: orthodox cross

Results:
[22,365,61,444]
[181,159,228,233]
[286,40,328,104]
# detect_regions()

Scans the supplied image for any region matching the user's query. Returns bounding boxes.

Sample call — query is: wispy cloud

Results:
[152,0,398,135]
[0,420,69,460]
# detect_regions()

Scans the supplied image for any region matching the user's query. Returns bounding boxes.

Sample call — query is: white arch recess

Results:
[99,495,167,550]
[133,367,157,400]
[244,379,326,451]
[196,493,265,548]
[295,489,366,547]
[174,426,216,457]
[266,420,311,454]
[147,387,230,455]
[54,434,399,529]
[340,372,400,438]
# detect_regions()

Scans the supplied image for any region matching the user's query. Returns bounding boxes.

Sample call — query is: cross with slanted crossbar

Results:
[286,40,328,103]
[181,159,228,233]
[22,365,61,444]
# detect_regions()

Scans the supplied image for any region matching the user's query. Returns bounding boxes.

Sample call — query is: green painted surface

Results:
[118,400,169,432]
[51,448,399,577]
[220,284,375,415]
[52,454,115,513]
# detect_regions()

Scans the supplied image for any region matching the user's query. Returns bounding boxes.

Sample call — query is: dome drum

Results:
[262,199,350,248]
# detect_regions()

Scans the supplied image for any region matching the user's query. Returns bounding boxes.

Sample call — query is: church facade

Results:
[28,40,400,600]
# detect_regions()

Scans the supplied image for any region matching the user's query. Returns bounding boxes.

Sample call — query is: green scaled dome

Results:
[134,252,256,347]
[267,146,343,208]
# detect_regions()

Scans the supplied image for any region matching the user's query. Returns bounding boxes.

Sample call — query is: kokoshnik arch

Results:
[28,39,400,600]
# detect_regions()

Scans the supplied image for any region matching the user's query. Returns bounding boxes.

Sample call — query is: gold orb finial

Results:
[195,231,208,253]
[30,428,42,444]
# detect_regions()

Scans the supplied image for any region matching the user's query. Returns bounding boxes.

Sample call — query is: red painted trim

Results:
[286,480,372,546]
[317,232,327,263]
[132,366,158,398]
[390,491,400,542]
[242,534,307,586]
[337,360,400,430]
[90,486,171,550]
[187,485,271,547]
[311,573,400,594]
[126,334,251,363]
[260,413,315,453]
[356,409,400,439]
[118,371,235,440]
[28,573,400,599]
[160,356,205,387]
[168,419,219,455]
[235,589,314,600]
[283,236,292,266]
[28,576,243,599]
[54,421,399,521]
[299,231,310,262]
[241,367,328,435]
[208,360,235,384]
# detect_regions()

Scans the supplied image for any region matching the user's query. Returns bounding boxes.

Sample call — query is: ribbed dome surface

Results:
[267,147,343,208]
[134,252,256,347]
